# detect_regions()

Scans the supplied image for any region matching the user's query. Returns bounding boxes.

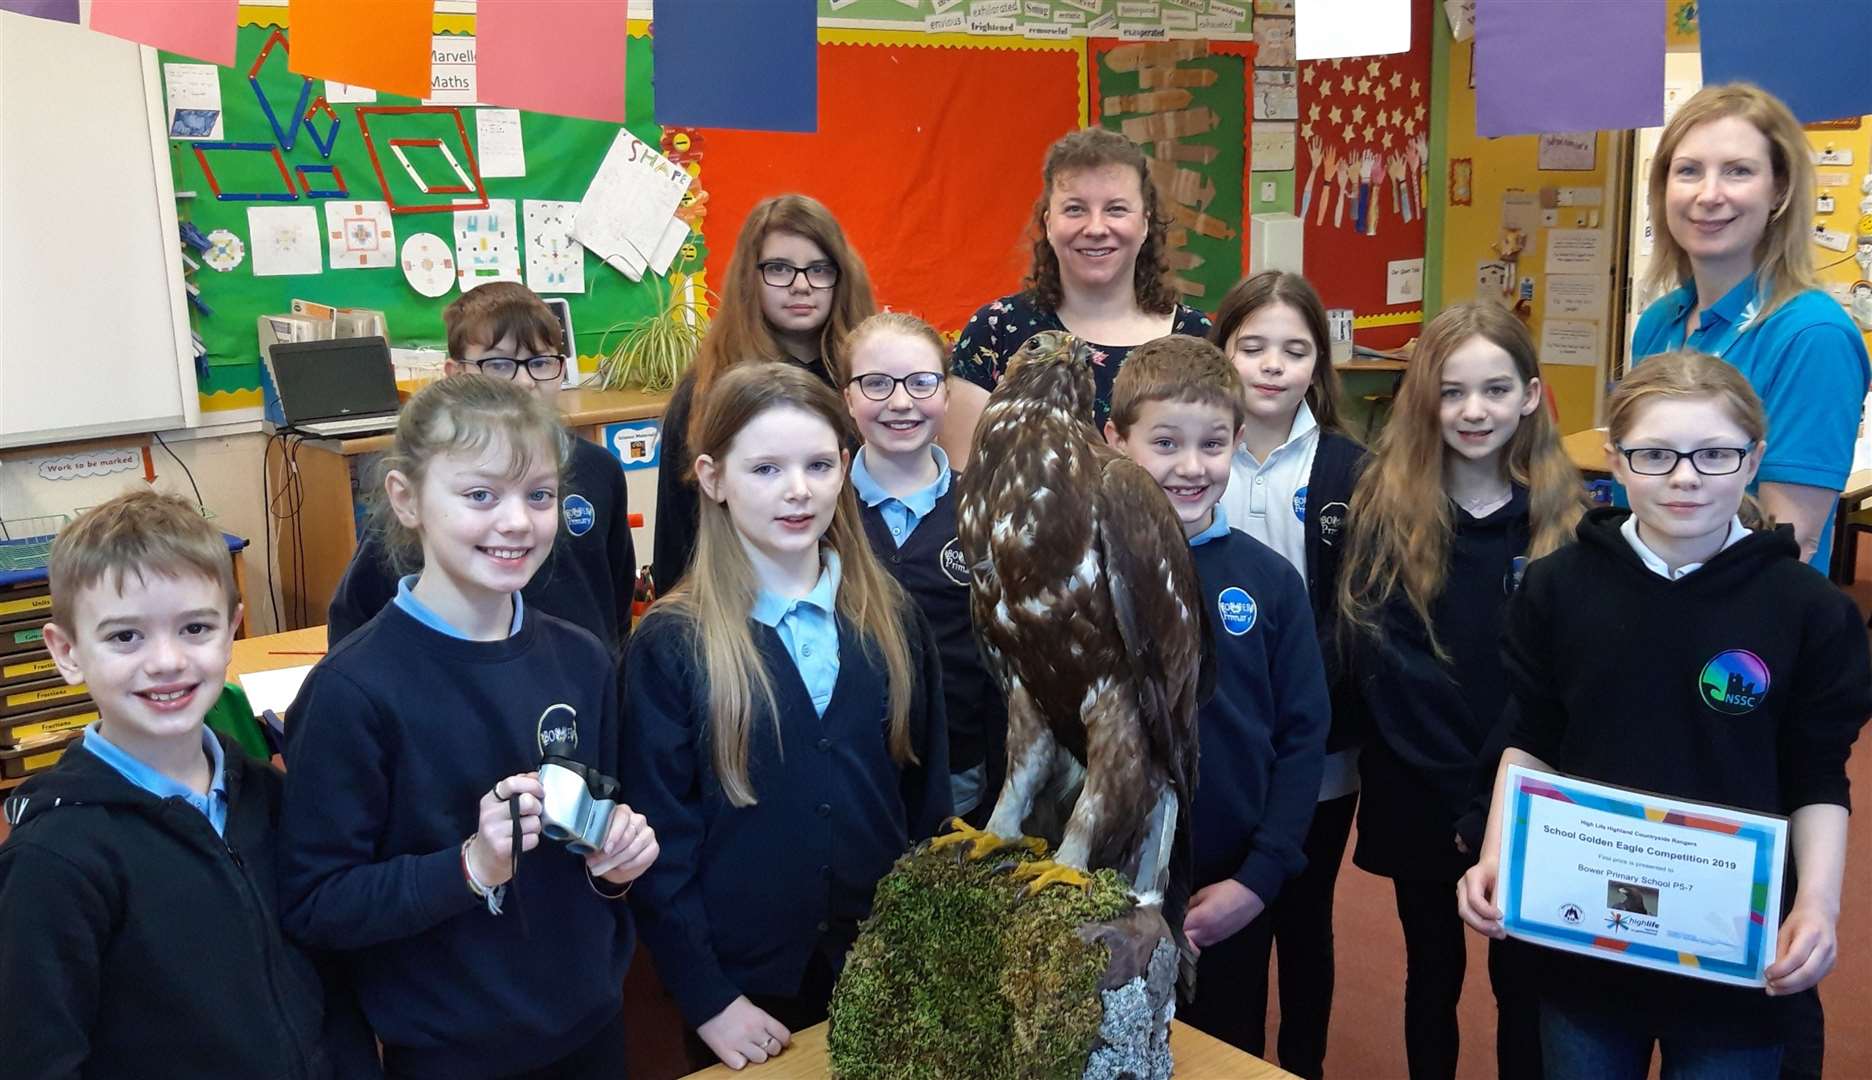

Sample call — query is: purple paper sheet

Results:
[1701,0,1872,124]
[0,0,79,22]
[1475,0,1664,138]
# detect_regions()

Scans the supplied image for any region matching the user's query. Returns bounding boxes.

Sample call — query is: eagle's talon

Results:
[1007,858,1093,895]
[926,817,1044,863]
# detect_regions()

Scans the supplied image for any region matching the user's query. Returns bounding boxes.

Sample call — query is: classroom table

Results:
[228,624,327,681]
[679,1019,1296,1079]
[1563,427,1611,475]
[266,386,668,631]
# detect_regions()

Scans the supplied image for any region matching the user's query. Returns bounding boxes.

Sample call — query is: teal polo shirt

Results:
[1630,277,1870,567]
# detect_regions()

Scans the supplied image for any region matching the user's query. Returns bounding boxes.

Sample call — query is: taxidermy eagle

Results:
[932,331,1208,926]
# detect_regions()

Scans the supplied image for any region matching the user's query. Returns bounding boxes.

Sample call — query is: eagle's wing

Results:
[1093,455,1204,806]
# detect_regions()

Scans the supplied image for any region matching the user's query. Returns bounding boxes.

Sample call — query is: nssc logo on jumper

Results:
[1217,586,1257,636]
[562,493,595,536]
[1699,649,1770,715]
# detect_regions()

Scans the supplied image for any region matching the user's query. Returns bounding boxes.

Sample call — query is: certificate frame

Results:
[1497,766,1789,988]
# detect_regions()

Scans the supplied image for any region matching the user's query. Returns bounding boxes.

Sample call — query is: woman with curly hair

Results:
[941,128,1211,466]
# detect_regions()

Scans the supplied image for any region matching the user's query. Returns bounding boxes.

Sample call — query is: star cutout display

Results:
[1343,123,1356,141]
[1404,117,1417,135]
[1374,85,1388,102]
[1351,104,1366,124]
[1301,121,1314,138]
[1302,66,1316,84]
[1328,105,1343,124]
[1366,59,1381,77]
[1358,77,1372,95]
[1414,102,1426,121]
[1309,102,1323,121]
[1331,58,1343,68]
[1392,108,1405,126]
[1410,78,1422,98]
[1363,124,1376,142]
[1341,74,1355,94]
[1381,130,1394,148]
[1390,70,1404,89]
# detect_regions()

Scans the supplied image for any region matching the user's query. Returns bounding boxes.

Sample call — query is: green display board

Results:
[164,26,689,404]
[1096,50,1247,306]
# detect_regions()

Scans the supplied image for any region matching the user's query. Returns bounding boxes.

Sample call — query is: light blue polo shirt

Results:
[752,551,842,716]
[850,445,952,548]
[395,575,525,638]
[83,722,229,836]
[1631,277,1870,566]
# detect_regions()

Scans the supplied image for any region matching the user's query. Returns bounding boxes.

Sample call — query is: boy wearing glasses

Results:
[840,312,1006,824]
[327,282,637,654]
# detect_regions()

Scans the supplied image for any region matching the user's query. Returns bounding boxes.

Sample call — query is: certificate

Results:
[1497,766,1788,988]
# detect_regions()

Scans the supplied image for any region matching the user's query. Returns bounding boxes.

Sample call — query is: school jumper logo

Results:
[1217,587,1257,636]
[562,493,595,536]
[1318,501,1348,546]
[939,536,971,587]
[1293,485,1308,522]
[1699,650,1770,715]
[536,703,579,757]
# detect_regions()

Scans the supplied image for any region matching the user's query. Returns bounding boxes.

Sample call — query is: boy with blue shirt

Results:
[842,313,1005,821]
[0,491,353,1078]
[1105,336,1330,1061]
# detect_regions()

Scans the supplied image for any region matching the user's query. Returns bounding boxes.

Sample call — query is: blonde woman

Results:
[1632,82,1870,569]
[623,362,949,1072]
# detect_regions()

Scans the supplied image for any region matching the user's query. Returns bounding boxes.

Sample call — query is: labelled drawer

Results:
[2,676,88,719]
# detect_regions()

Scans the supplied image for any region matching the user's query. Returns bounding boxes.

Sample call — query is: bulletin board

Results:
[164,12,684,416]
[694,33,1084,332]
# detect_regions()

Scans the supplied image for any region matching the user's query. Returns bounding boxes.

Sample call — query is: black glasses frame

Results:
[1615,443,1755,476]
[469,354,567,382]
[758,259,840,290]
[847,371,945,401]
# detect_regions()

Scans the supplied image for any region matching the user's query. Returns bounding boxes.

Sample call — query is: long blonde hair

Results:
[1608,349,1773,529]
[1339,302,1584,647]
[693,194,877,398]
[654,362,917,806]
[1642,82,1816,316]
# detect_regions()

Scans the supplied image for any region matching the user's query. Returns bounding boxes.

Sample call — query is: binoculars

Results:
[538,754,621,856]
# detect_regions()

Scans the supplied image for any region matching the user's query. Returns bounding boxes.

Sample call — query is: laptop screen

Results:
[270,337,401,425]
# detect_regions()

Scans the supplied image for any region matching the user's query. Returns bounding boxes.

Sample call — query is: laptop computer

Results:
[270,337,402,439]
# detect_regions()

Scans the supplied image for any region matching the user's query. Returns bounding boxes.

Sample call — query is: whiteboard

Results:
[0,12,197,449]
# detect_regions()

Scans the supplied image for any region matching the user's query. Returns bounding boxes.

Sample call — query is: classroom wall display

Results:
[1293,0,1432,348]
[165,11,678,417]
[694,32,1084,333]
[1090,39,1251,306]
[814,0,1253,39]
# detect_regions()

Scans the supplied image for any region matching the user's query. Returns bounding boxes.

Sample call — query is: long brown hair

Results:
[654,362,917,807]
[1209,270,1349,434]
[1024,128,1176,316]
[1607,349,1773,529]
[693,194,877,398]
[1642,82,1816,317]
[1339,302,1584,648]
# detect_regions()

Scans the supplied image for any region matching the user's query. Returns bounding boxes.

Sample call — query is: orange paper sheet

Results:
[477,0,627,123]
[90,0,237,66]
[287,0,432,101]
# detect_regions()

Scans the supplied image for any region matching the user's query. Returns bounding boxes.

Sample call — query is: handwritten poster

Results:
[1545,228,1606,274]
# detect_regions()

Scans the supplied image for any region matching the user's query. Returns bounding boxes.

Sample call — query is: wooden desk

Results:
[228,625,327,681]
[1828,469,1872,581]
[1563,427,1611,475]
[268,387,669,630]
[680,1020,1297,1079]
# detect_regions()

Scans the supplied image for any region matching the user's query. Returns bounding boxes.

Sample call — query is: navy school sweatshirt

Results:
[1299,431,1370,753]
[621,603,951,1028]
[1353,487,1531,882]
[858,480,1006,775]
[327,434,636,655]
[278,603,633,1079]
[1502,509,1872,1032]
[0,735,354,1079]
[1188,525,1330,904]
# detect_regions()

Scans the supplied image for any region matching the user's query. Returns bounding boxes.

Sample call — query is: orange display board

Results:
[696,39,1084,333]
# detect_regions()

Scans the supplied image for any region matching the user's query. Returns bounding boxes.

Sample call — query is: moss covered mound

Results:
[828,845,1137,1080]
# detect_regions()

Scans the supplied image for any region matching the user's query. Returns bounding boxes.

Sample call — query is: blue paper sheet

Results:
[653,0,817,133]
[1700,0,1872,124]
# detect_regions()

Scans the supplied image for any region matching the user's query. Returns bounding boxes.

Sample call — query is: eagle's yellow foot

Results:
[925,817,1046,862]
[1007,858,1092,895]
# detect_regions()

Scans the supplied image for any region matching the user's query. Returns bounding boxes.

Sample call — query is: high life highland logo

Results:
[1699,649,1770,716]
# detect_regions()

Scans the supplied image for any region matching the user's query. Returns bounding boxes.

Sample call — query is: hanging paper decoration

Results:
[477,0,628,124]
[91,0,237,66]
[287,0,432,101]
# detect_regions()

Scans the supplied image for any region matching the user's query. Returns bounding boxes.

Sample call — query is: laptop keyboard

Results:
[297,415,397,436]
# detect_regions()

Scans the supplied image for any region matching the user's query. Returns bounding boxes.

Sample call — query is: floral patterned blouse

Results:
[949,291,1213,427]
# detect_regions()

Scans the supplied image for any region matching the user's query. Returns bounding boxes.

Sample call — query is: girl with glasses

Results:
[841,312,1007,827]
[1458,350,1872,1080]
[652,195,877,599]
[1630,83,1871,569]
[942,128,1212,467]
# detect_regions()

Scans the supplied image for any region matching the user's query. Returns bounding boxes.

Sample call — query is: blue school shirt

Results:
[1631,277,1871,565]
[850,446,952,548]
[394,574,525,638]
[82,721,229,836]
[751,552,842,716]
